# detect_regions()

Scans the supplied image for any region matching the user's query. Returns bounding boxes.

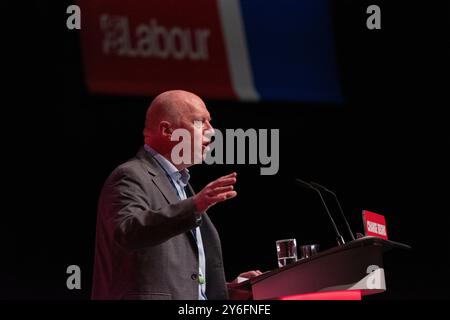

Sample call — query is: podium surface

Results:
[231,237,411,300]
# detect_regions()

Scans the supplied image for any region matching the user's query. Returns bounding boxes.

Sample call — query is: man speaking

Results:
[91,90,260,300]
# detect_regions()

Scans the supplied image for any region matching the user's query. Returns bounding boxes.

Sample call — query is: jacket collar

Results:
[135,146,180,204]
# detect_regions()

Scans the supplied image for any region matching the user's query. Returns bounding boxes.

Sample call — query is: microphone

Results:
[295,178,345,246]
[310,181,356,241]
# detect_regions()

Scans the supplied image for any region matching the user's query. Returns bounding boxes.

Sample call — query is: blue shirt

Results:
[144,145,207,300]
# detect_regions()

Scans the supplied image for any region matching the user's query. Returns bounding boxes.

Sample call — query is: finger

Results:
[212,172,237,184]
[216,172,237,179]
[209,191,237,202]
[205,173,237,189]
[240,271,260,278]
[208,177,237,189]
[207,186,234,196]
[221,190,237,200]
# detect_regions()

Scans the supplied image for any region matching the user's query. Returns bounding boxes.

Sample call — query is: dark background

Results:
[2,0,449,300]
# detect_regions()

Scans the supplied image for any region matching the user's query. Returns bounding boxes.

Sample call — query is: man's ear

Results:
[159,121,173,138]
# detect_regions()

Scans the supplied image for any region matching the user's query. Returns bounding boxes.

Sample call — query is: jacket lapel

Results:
[136,147,180,204]
[151,174,180,204]
[136,147,198,246]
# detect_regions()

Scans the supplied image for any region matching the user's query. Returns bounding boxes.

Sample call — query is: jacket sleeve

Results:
[103,167,201,251]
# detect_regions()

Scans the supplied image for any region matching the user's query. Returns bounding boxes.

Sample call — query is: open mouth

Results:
[202,143,210,150]
[201,140,211,152]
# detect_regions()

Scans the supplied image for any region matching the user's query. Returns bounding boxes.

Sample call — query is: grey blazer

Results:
[91,147,228,300]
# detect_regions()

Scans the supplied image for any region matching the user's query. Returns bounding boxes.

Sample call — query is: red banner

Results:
[78,0,235,98]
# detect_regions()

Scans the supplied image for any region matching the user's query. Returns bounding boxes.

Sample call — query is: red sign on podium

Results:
[362,210,388,240]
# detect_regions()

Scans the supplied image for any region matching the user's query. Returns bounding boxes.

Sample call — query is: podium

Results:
[230,237,411,300]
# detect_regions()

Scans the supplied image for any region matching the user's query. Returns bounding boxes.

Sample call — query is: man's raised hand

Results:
[192,172,237,213]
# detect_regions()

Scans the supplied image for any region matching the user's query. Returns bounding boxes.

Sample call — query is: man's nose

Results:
[203,120,213,132]
[203,122,214,140]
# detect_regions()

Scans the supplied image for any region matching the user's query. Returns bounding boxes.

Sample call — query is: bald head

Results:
[143,91,212,166]
[142,90,212,168]
[144,90,205,136]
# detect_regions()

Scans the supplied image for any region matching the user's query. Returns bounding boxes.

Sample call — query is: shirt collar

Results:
[144,144,190,186]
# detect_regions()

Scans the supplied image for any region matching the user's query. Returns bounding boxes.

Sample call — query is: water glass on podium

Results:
[276,239,297,268]
[299,244,320,259]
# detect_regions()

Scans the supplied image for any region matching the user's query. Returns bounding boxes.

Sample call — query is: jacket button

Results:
[191,273,198,281]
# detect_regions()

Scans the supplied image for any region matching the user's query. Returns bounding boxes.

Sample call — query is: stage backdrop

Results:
[78,0,342,102]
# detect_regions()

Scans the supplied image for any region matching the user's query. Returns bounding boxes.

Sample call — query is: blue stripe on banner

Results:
[238,0,343,103]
